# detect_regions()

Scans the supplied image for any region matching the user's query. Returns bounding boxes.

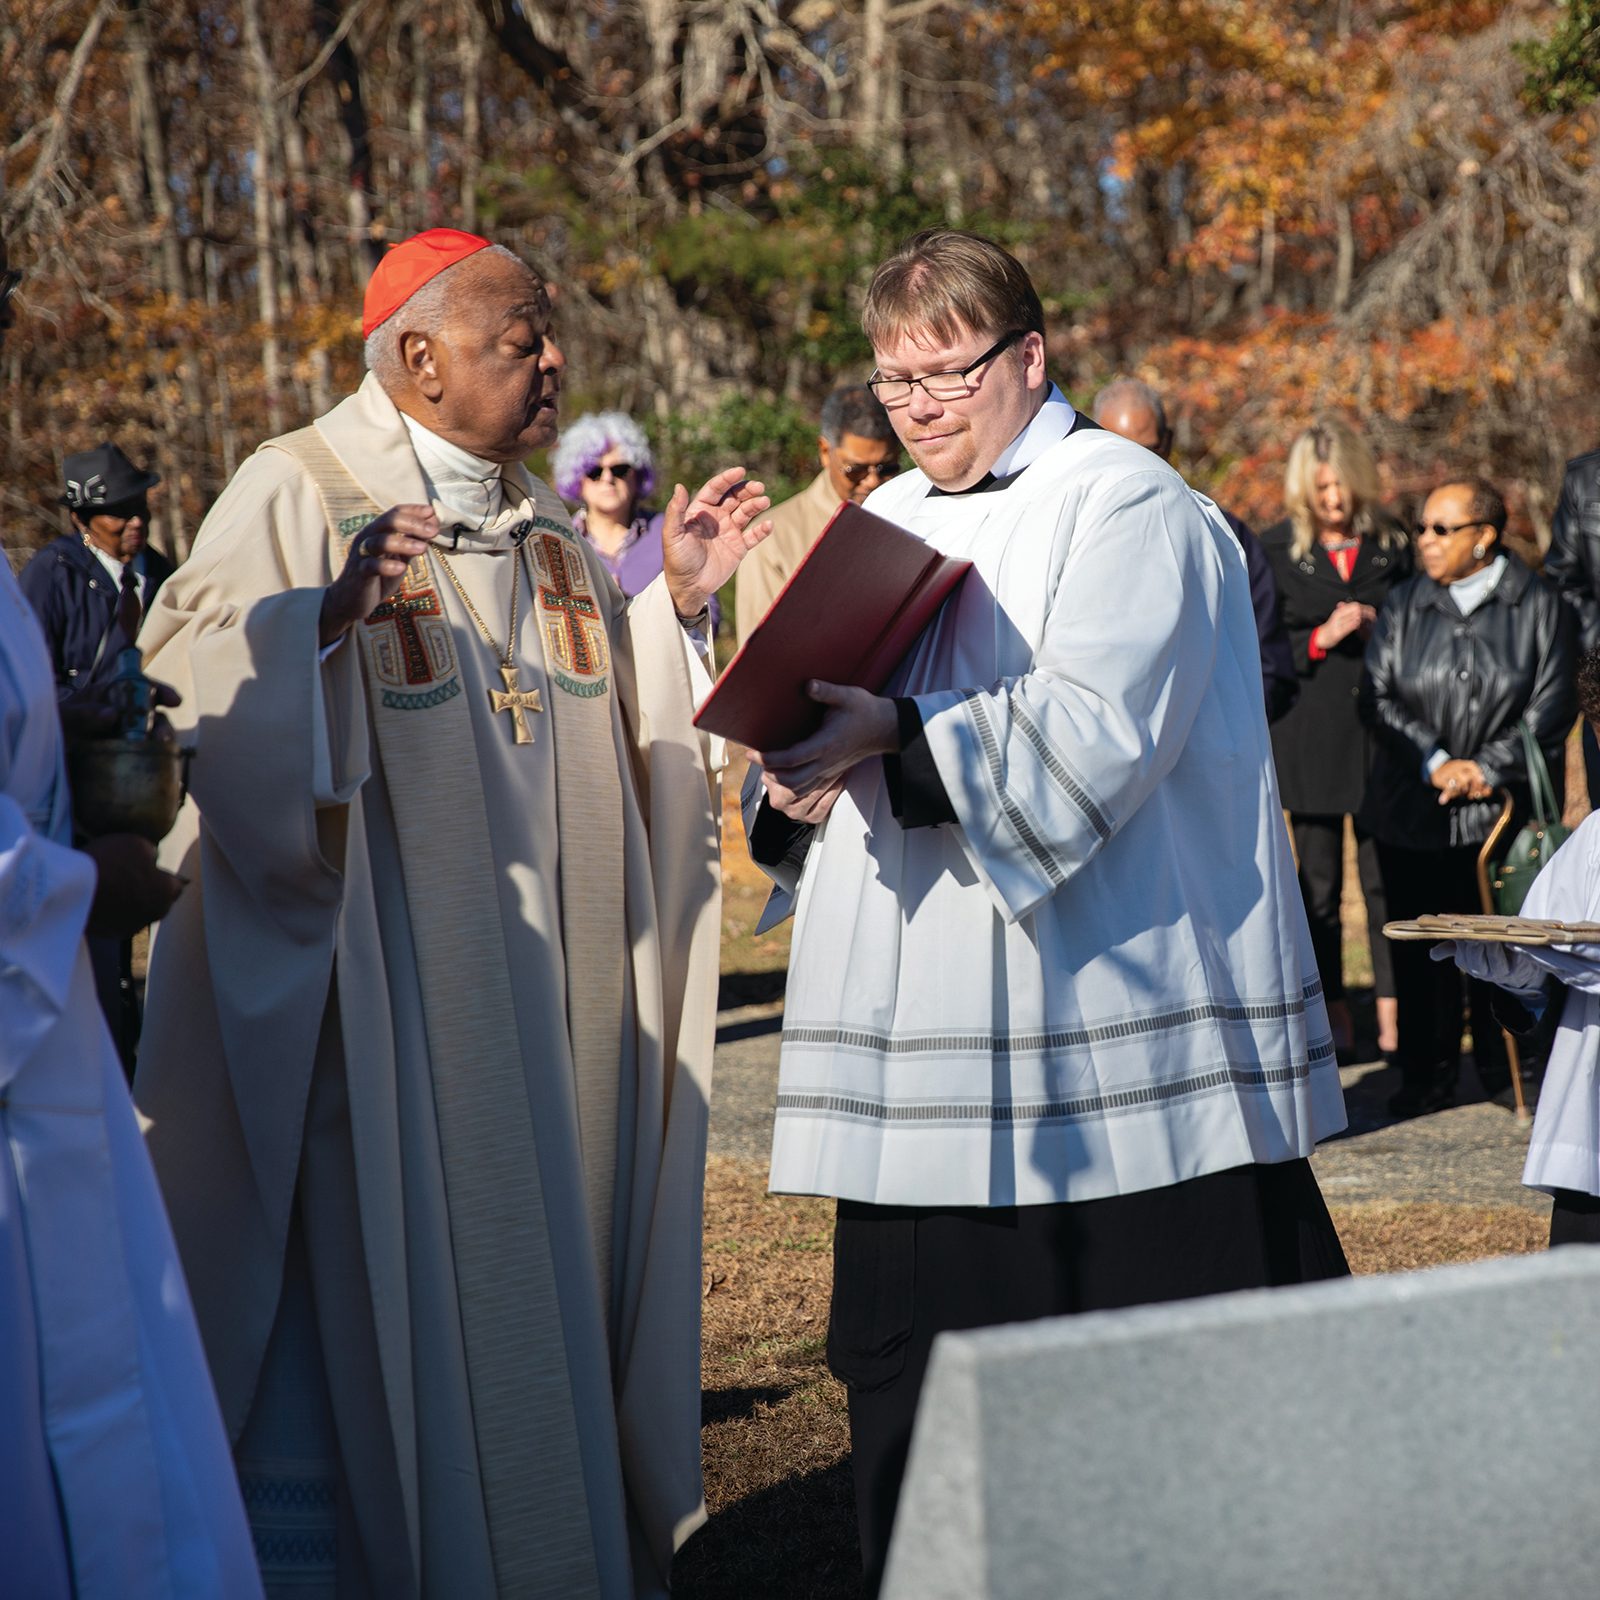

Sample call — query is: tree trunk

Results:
[1333,197,1355,313]
[126,0,193,557]
[283,103,333,416]
[242,0,284,435]
[459,0,483,230]
[409,17,430,229]
[858,0,905,172]
[314,0,380,277]
[1258,205,1277,305]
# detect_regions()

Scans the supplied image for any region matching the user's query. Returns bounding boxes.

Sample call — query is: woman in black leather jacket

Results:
[1360,477,1577,1117]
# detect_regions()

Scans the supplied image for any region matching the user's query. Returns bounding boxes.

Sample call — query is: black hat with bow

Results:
[61,443,161,512]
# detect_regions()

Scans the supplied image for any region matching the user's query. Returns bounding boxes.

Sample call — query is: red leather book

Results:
[695,500,972,750]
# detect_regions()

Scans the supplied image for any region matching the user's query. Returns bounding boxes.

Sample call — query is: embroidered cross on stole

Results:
[269,426,627,1595]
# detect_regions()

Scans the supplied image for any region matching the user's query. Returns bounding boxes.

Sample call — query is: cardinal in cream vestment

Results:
[134,231,771,1598]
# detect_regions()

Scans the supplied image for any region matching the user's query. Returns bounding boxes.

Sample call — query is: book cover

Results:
[696,500,971,749]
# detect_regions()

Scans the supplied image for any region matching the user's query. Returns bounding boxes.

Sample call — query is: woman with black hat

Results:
[18,442,174,1077]
[19,441,173,703]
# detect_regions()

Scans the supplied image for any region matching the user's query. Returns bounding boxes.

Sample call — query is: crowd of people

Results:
[5,219,1600,1600]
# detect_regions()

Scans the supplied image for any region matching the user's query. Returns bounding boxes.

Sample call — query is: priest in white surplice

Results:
[135,230,771,1599]
[749,229,1350,1595]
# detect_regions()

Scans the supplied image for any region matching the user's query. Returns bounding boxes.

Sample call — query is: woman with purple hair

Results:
[553,412,722,630]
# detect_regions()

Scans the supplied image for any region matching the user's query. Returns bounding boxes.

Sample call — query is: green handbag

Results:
[1487,721,1571,915]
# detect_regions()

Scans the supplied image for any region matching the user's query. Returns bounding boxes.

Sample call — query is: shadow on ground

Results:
[718,969,787,1010]
[674,1461,860,1600]
[702,1384,794,1426]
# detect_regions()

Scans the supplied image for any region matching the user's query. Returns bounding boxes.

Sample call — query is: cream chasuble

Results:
[135,373,723,1599]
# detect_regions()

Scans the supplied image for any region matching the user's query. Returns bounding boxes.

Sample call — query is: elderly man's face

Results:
[870,323,1046,492]
[403,254,565,462]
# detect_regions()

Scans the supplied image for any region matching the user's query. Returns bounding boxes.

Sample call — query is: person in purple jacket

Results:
[1093,378,1297,725]
[553,410,722,632]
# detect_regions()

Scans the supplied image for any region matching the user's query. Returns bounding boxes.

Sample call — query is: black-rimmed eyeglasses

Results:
[585,462,634,482]
[867,330,1024,406]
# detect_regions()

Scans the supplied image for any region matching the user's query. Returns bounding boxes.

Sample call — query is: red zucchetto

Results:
[361,229,493,338]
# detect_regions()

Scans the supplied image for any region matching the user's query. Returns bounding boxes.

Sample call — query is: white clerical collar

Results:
[926,386,1078,498]
[987,385,1076,480]
[1448,552,1507,615]
[400,411,505,527]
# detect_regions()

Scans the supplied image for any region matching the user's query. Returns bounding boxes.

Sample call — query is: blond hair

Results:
[1283,418,1398,562]
[862,229,1044,352]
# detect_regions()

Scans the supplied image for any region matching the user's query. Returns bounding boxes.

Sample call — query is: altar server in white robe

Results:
[750,228,1349,1594]
[136,229,770,1598]
[1438,646,1600,1247]
[0,558,261,1594]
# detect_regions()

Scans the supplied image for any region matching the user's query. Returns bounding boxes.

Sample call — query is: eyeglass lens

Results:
[586,462,633,481]
[841,460,903,483]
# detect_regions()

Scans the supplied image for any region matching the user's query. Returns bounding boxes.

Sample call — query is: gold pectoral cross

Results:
[490,664,544,744]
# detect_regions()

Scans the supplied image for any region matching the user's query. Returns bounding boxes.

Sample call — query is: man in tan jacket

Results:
[135,229,772,1599]
[734,385,901,643]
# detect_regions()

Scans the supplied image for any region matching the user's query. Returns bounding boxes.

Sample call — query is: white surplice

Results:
[767,391,1347,1207]
[0,561,261,1598]
[1445,812,1600,1198]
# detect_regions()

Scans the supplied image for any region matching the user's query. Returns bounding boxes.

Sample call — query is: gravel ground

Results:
[711,1003,1549,1216]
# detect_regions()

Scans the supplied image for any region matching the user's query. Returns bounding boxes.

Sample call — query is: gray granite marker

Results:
[883,1248,1600,1600]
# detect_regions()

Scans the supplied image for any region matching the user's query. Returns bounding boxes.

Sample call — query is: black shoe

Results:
[1387,1071,1456,1120]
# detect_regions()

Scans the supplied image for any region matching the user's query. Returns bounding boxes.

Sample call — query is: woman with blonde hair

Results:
[1262,418,1410,1061]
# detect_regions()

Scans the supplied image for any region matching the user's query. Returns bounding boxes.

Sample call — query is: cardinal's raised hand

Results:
[661,467,773,620]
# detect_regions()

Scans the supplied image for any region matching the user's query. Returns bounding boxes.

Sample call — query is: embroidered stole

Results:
[273,427,626,1596]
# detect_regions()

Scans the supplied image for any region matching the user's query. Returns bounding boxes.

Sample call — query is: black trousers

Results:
[1289,812,1394,1003]
[828,1160,1349,1597]
[1375,841,1512,1096]
[1550,1188,1600,1247]
[88,933,140,1082]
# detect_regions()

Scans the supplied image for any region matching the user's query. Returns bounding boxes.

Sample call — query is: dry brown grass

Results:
[1334,1200,1546,1274]
[676,1158,853,1600]
[675,1162,1552,1599]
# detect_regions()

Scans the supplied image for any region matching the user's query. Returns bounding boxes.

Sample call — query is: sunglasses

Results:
[839,458,903,486]
[89,498,150,524]
[1412,518,1495,539]
[586,462,634,482]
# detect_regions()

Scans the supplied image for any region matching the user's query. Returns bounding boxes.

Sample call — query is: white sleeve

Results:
[0,795,95,1085]
[912,471,1219,923]
[1504,826,1600,994]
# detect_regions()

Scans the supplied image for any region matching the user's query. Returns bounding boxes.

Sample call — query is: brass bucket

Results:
[67,737,191,844]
